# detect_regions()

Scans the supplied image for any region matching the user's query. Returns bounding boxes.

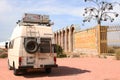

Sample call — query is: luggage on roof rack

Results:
[22,13,50,24]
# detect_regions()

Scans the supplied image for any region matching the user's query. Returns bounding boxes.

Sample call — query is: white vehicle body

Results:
[7,14,58,75]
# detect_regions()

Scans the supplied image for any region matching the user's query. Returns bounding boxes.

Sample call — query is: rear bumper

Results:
[19,64,58,69]
[43,64,58,68]
[19,66,33,69]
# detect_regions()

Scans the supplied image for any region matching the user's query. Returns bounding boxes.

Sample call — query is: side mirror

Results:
[5,42,8,49]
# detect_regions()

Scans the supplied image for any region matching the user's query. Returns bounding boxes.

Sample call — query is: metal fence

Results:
[107,26,120,47]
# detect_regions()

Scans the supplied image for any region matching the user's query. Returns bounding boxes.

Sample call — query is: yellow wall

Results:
[74,26,107,54]
[74,28,97,49]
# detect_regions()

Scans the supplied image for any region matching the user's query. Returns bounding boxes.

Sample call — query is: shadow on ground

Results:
[23,66,91,78]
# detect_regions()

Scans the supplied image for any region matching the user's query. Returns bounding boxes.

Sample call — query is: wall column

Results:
[60,32,61,46]
[56,33,58,44]
[67,29,69,52]
[97,24,101,54]
[71,26,74,52]
[64,29,67,52]
[54,33,56,44]
[58,32,60,45]
[61,31,63,49]
[69,29,72,52]
[63,30,65,51]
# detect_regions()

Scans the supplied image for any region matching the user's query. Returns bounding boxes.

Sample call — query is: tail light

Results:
[54,57,56,64]
[19,57,22,66]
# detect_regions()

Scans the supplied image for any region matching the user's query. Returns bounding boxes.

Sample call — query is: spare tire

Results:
[25,40,38,54]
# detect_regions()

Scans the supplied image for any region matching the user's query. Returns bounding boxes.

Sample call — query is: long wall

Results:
[74,27,98,54]
[54,25,107,55]
[54,24,74,53]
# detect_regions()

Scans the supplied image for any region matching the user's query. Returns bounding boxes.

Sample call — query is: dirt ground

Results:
[0,57,120,80]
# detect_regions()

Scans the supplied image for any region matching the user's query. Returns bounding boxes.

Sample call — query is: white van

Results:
[6,13,58,75]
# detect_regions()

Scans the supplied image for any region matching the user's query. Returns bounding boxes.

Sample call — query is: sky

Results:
[0,0,120,43]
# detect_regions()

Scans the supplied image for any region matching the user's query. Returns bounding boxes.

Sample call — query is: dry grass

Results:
[0,48,8,58]
[107,46,120,60]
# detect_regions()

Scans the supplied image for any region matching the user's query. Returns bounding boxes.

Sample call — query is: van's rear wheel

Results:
[13,63,20,76]
[45,68,51,74]
[14,68,19,75]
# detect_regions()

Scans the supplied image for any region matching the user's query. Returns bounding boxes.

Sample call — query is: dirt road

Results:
[0,58,120,80]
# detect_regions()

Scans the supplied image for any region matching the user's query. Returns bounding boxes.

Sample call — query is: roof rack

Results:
[16,13,54,26]
[22,13,50,23]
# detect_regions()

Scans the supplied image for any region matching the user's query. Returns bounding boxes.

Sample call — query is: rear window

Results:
[39,38,51,53]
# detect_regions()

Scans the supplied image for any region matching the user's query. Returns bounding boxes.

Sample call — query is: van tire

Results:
[25,40,38,54]
[13,63,19,76]
[45,68,51,74]
[8,60,12,70]
[14,68,19,76]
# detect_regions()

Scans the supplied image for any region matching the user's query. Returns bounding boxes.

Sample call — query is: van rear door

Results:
[34,38,56,68]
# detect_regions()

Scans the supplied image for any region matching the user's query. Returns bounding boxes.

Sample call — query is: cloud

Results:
[0,0,19,25]
[28,6,84,17]
[1,0,120,42]
[0,0,12,13]
[0,0,84,18]
[0,0,84,41]
[109,0,120,3]
[13,0,84,17]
